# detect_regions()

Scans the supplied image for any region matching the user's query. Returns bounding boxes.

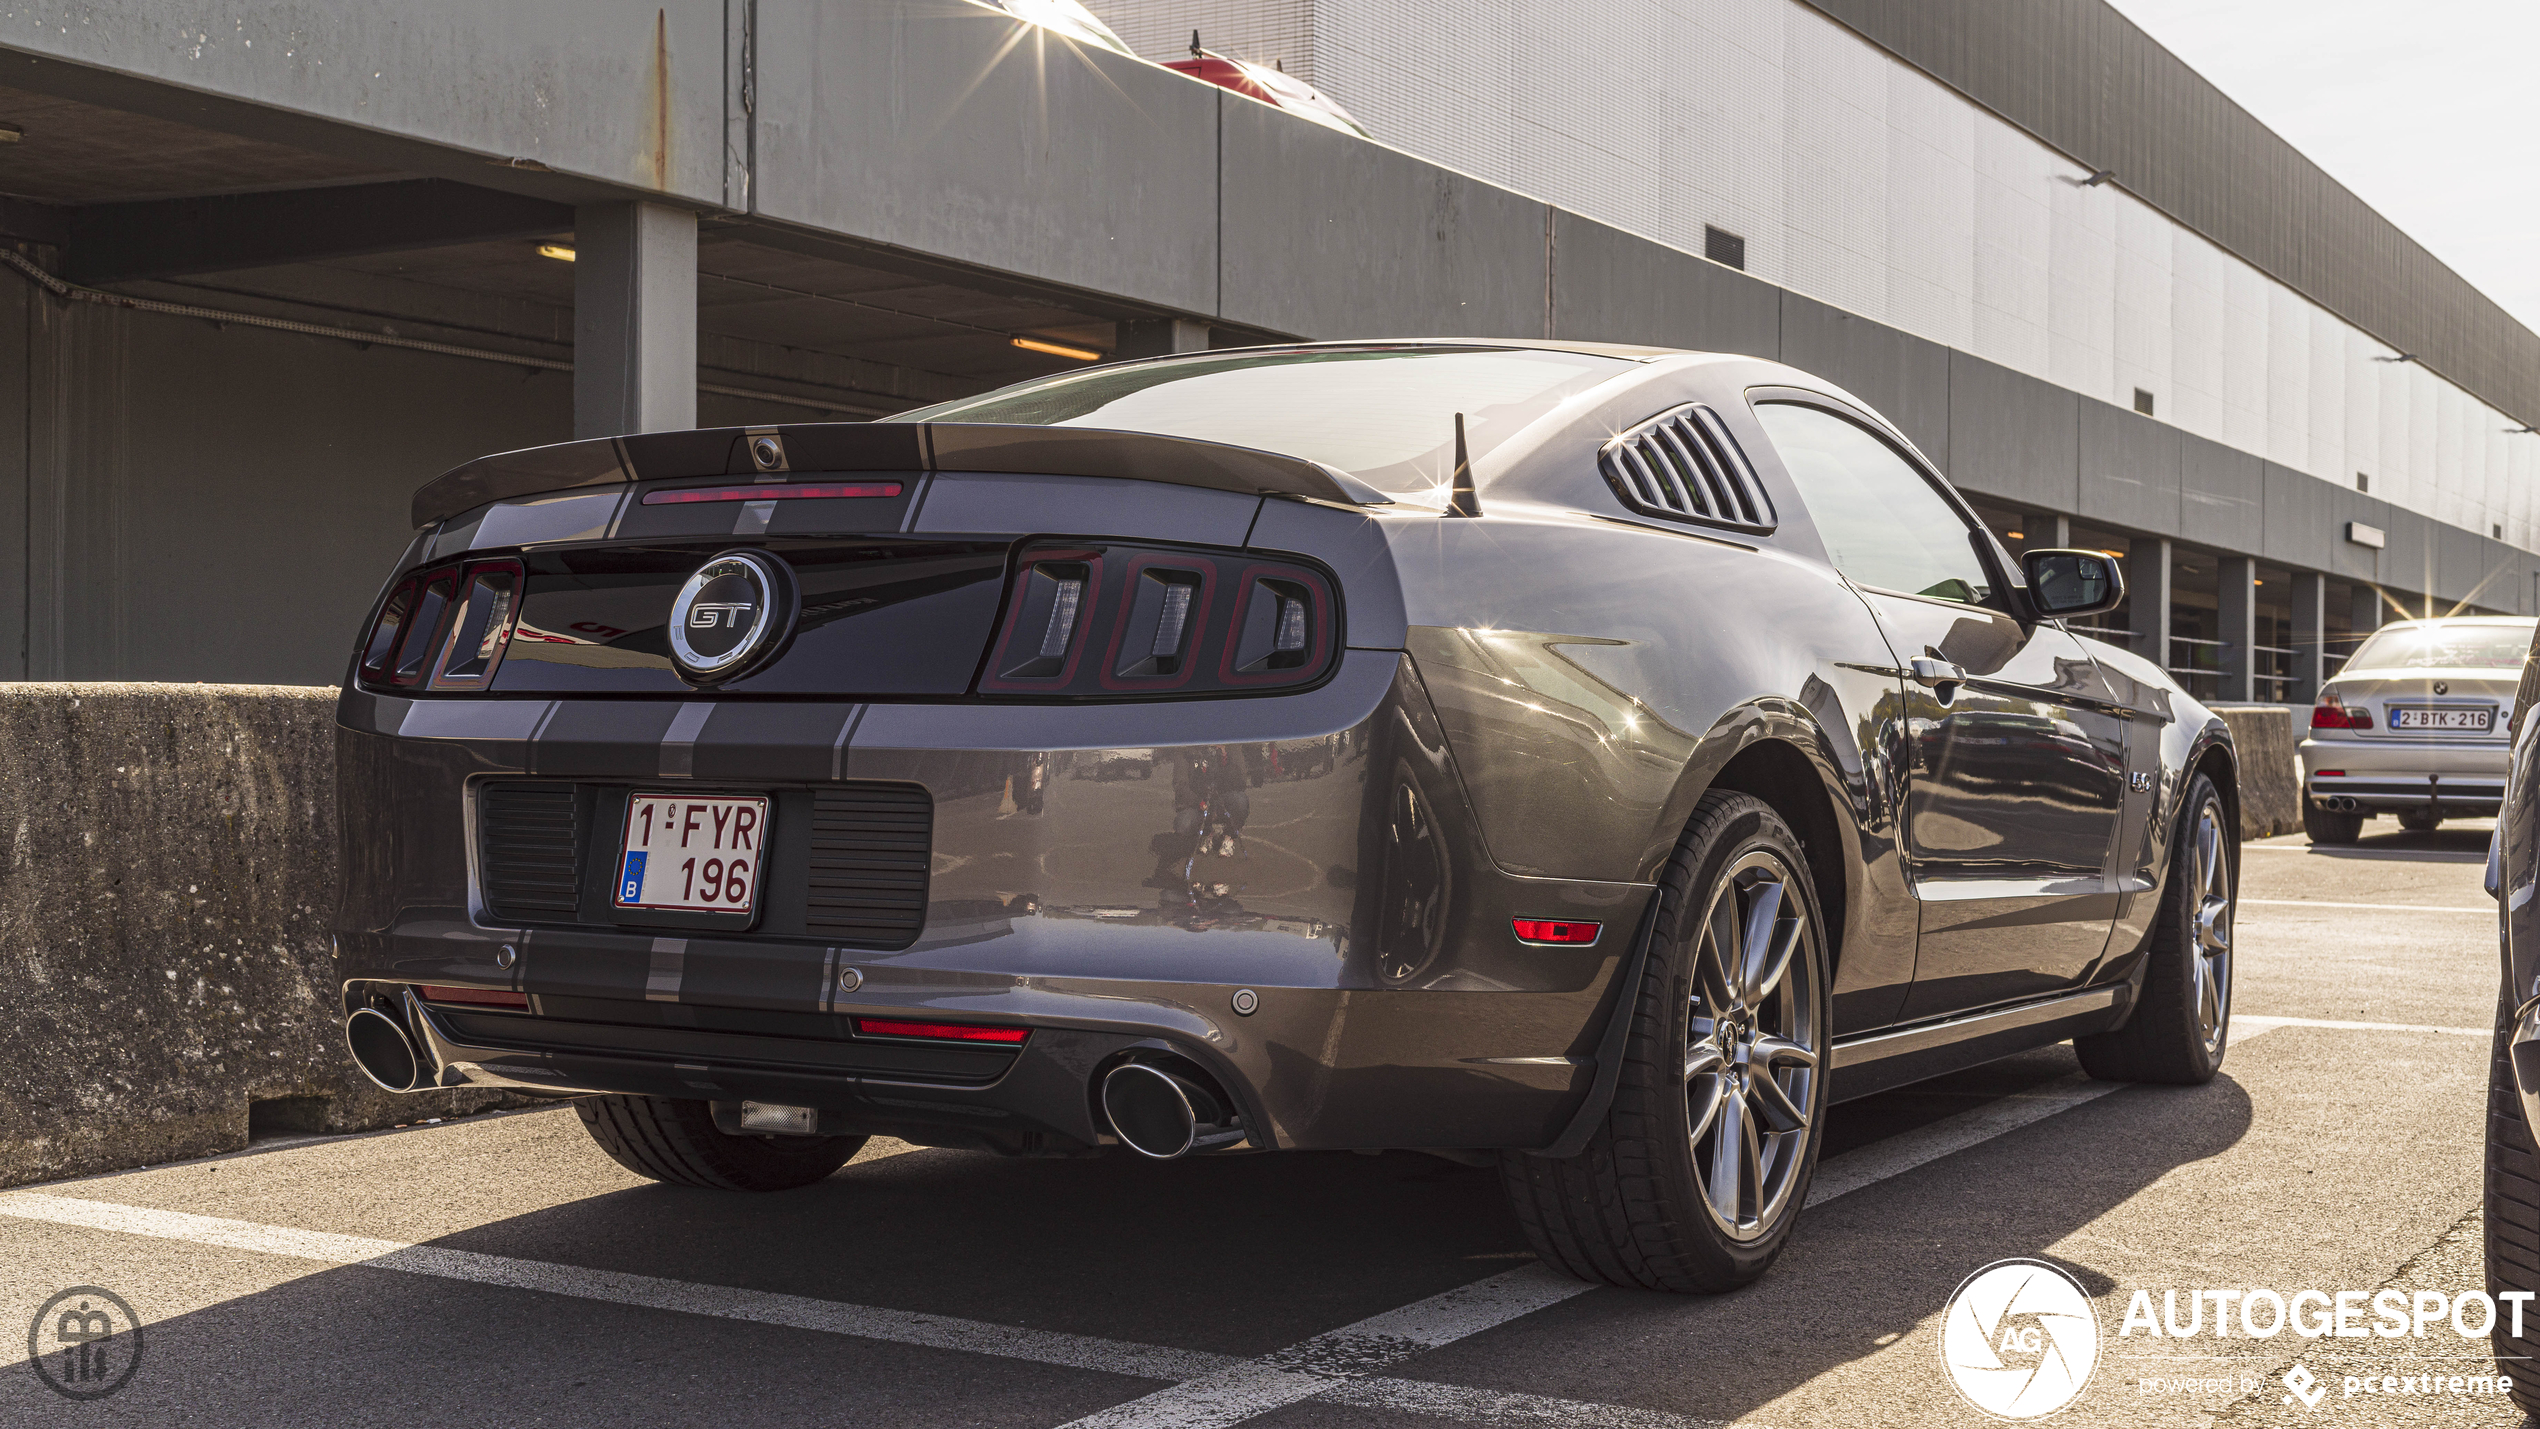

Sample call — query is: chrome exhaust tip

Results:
[1101,1061,1244,1159]
[345,1006,424,1093]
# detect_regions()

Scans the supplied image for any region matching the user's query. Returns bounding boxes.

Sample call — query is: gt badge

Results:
[2130,771,2154,792]
[667,549,794,683]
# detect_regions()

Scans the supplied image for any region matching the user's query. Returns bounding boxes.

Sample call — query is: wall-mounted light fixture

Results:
[2371,352,2416,364]
[2079,169,2115,186]
[1013,336,1102,362]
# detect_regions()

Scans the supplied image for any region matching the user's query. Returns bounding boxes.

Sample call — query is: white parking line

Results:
[2242,898,2493,913]
[0,1191,1233,1383]
[2233,1013,2488,1037]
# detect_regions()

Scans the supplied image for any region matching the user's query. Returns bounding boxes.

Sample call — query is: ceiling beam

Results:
[63,178,572,285]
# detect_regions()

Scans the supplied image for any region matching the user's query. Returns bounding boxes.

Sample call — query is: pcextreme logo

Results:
[1941,1259,2101,1420]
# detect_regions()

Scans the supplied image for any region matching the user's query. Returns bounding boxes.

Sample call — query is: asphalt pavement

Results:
[0,815,2518,1428]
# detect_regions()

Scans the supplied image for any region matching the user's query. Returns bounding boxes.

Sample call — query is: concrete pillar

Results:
[2047,515,2072,548]
[2128,538,2172,669]
[1115,318,1212,360]
[2289,571,2327,706]
[574,202,697,438]
[2215,554,2256,702]
[2351,583,2385,638]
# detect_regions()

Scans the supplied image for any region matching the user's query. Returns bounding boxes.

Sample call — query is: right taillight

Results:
[979,540,1338,699]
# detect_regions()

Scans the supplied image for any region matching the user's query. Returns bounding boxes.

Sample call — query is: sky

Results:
[2106,0,2540,336]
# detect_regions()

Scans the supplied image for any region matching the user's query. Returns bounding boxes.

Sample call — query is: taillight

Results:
[359,558,524,692]
[2311,695,2373,729]
[388,572,457,687]
[430,560,523,689]
[358,580,416,683]
[855,1018,1031,1044]
[978,540,1339,699]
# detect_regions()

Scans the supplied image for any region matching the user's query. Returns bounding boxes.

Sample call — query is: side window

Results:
[1753,402,1996,605]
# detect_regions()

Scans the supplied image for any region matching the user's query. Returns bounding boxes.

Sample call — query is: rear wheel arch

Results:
[2191,740,2239,837]
[1697,735,1853,982]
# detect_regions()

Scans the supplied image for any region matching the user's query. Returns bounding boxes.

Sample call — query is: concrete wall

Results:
[2211,704,2301,839]
[0,684,519,1189]
[0,273,819,686]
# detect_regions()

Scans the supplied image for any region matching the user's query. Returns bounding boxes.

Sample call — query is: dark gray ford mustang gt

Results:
[334,340,2239,1291]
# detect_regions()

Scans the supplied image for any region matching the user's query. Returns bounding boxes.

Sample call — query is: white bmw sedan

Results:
[2301,616,2539,842]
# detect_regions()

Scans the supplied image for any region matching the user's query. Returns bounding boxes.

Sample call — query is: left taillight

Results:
[978,540,1338,699]
[358,558,522,692]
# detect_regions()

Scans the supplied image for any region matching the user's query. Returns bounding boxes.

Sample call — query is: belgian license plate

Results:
[2388,705,2493,732]
[615,794,770,914]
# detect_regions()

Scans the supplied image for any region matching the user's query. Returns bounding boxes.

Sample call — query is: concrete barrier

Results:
[2210,704,2303,840]
[0,684,520,1189]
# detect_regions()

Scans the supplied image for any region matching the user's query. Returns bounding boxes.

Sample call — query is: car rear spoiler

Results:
[409,422,1392,528]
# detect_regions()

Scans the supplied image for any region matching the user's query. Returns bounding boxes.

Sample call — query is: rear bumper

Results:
[333,650,1650,1152]
[2299,736,2506,814]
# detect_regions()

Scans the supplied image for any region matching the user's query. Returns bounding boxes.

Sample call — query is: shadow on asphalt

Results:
[42,1040,2259,1427]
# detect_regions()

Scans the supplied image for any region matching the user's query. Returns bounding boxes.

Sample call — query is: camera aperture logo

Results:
[27,1286,144,1400]
[1942,1259,2101,1420]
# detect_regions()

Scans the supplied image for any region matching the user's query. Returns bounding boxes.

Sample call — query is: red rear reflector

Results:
[2315,770,2346,778]
[1512,919,1602,945]
[855,1018,1030,1044]
[417,984,529,1008]
[642,482,903,505]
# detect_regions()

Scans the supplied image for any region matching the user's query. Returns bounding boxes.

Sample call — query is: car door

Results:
[1751,397,2128,1019]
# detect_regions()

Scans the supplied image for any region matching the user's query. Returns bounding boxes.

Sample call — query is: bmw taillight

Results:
[2311,692,2373,729]
[978,540,1338,699]
[358,558,525,692]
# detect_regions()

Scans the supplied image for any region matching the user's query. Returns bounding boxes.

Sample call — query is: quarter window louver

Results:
[479,782,584,921]
[1599,404,1777,534]
[806,784,934,948]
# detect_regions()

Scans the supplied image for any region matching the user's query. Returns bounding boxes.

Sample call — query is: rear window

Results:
[890,347,1635,499]
[2346,622,2538,670]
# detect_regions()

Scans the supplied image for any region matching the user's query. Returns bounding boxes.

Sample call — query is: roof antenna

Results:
[1446,413,1482,517]
[1190,29,1203,58]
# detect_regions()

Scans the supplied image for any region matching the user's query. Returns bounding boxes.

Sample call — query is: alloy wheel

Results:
[2189,797,2234,1053]
[1684,849,1822,1242]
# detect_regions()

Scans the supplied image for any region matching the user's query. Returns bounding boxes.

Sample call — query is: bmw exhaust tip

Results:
[1101,1061,1245,1159]
[345,1007,425,1093]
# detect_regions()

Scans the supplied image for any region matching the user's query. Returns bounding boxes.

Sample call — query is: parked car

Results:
[332,340,2238,1293]
[2480,617,2540,1417]
[1165,48,1371,137]
[2301,616,2537,843]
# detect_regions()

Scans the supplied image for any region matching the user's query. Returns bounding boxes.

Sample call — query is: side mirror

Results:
[2020,548,2126,620]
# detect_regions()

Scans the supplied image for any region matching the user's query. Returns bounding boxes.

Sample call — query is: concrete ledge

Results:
[2210,704,2302,839]
[0,684,524,1189]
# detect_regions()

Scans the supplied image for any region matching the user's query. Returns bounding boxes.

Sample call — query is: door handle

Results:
[1908,657,1966,700]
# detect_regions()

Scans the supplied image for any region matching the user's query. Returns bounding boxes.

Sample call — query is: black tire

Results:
[575,1095,867,1191]
[2398,809,2442,833]
[2304,802,2364,845]
[1500,790,1832,1293]
[2077,772,2234,1085]
[2485,983,2540,1418]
